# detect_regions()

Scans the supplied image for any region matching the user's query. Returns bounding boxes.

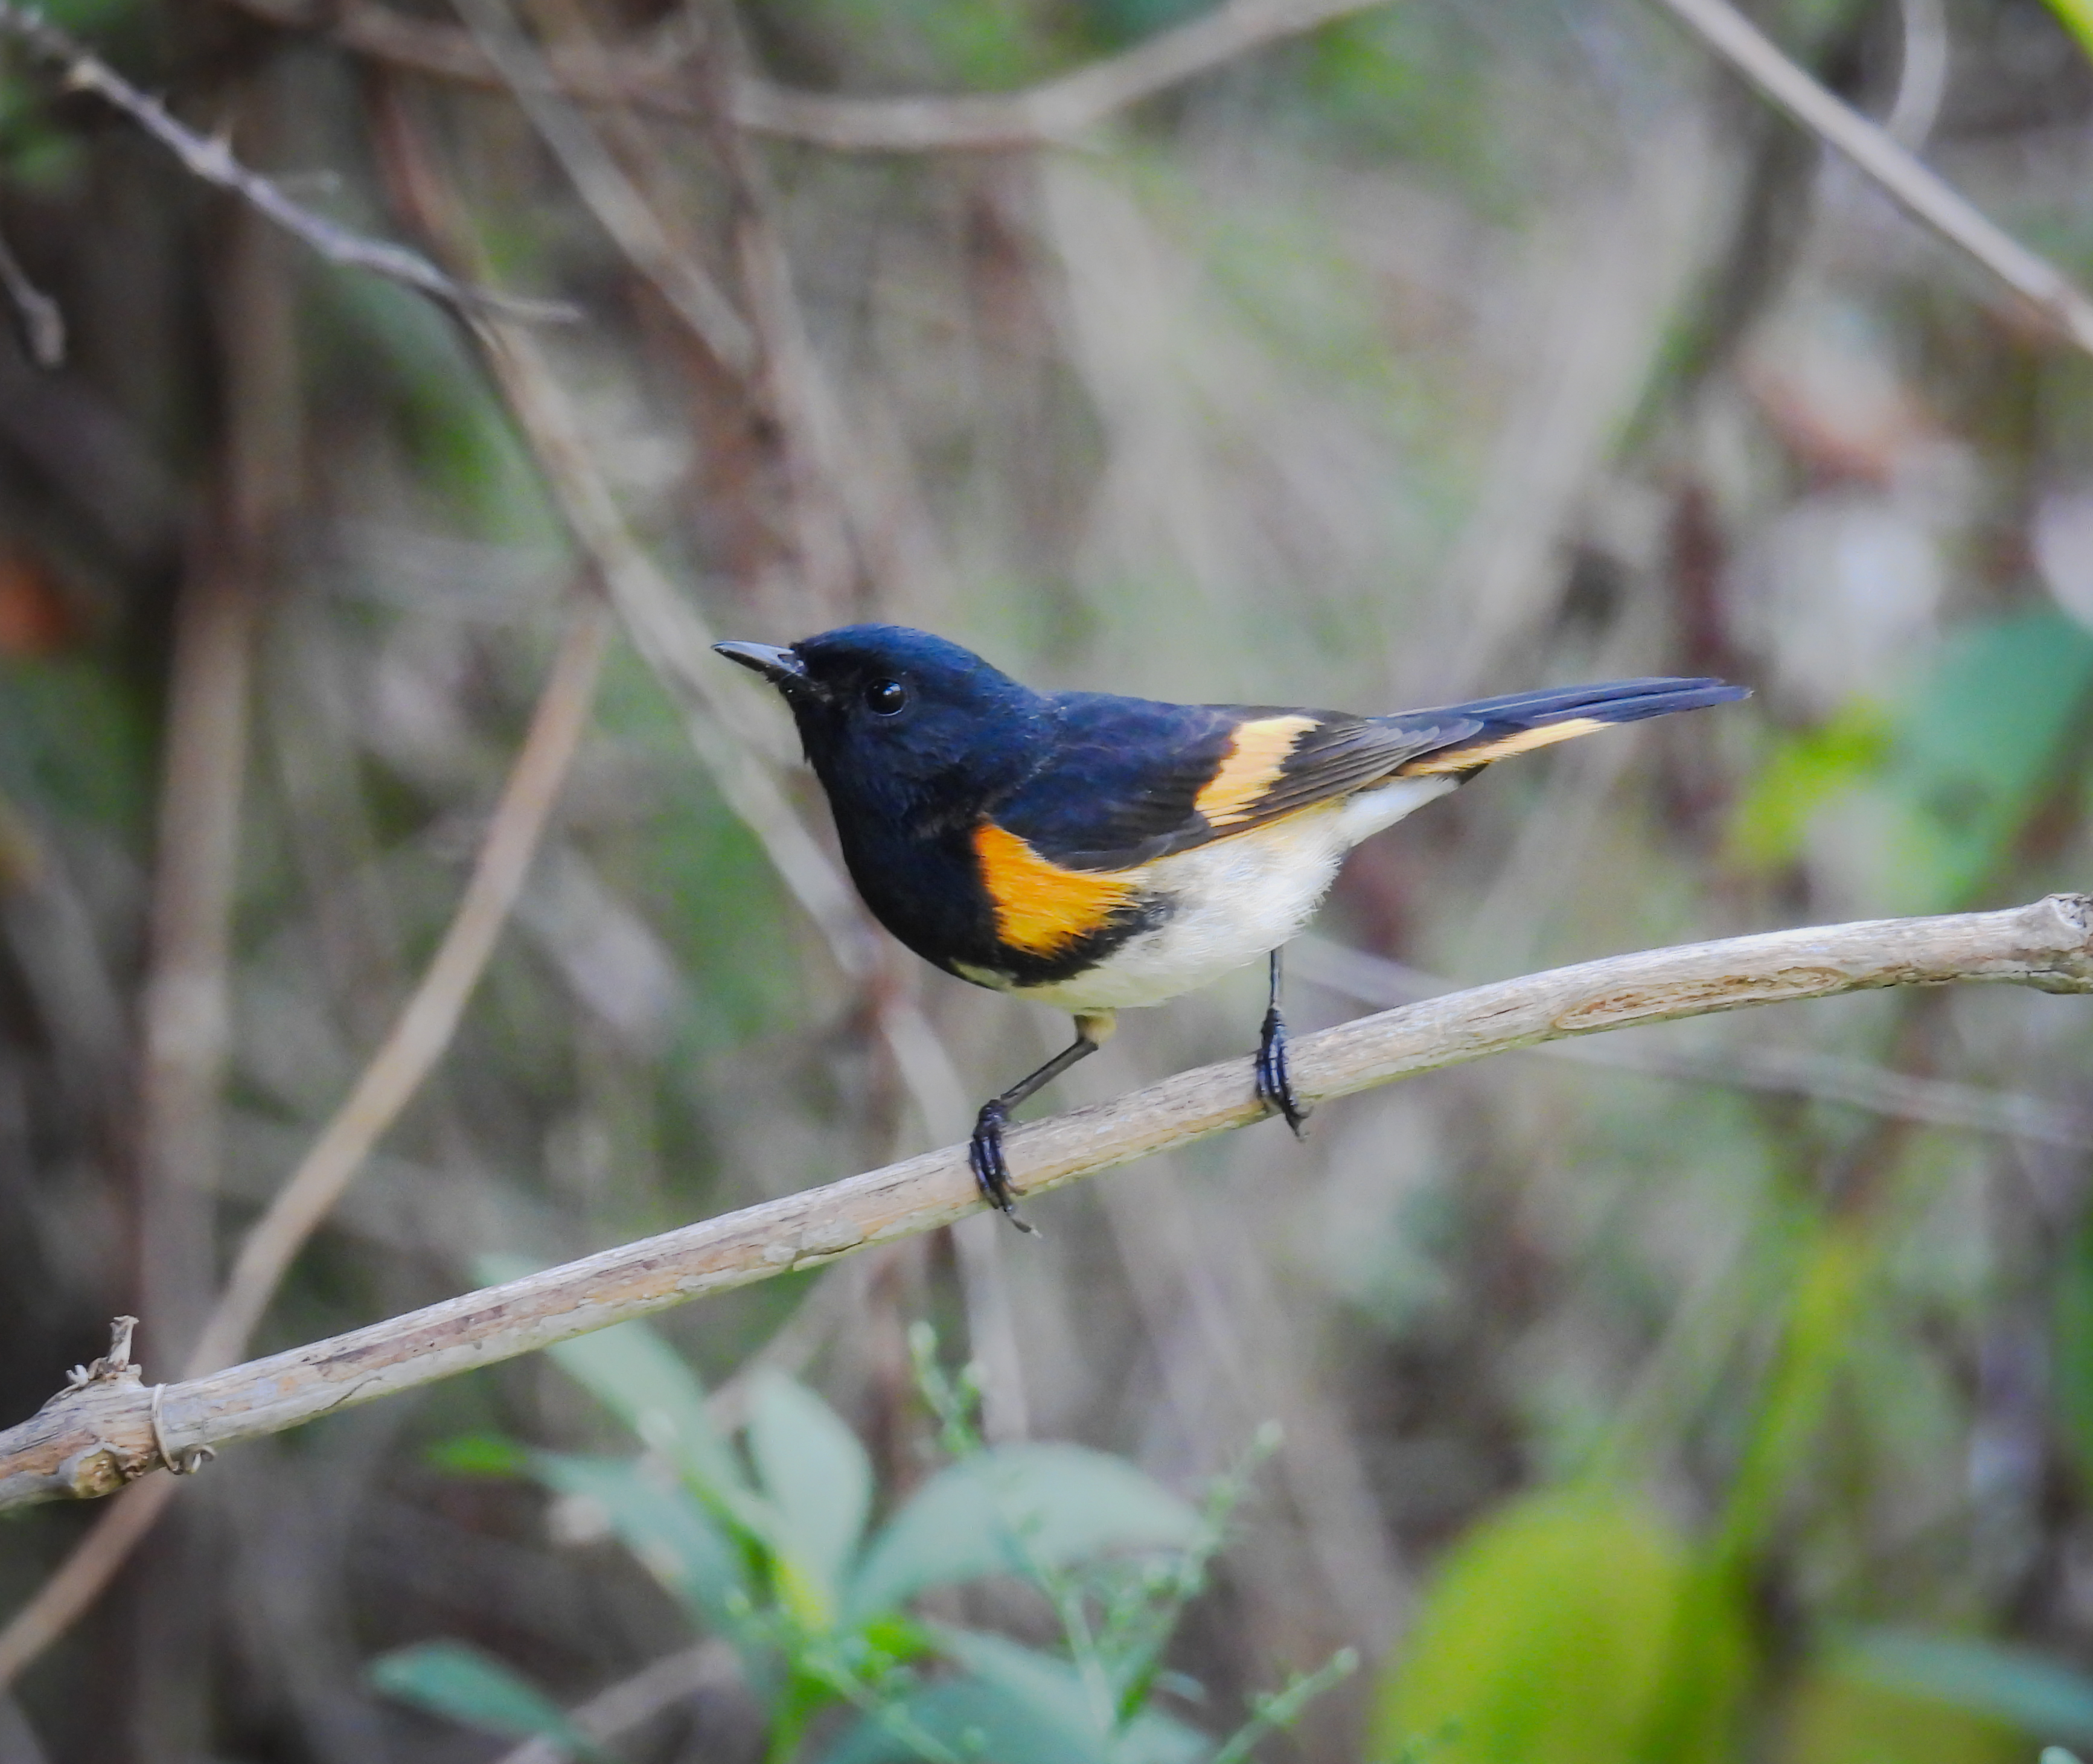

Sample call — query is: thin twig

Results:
[5,893,2089,1512]
[729,0,1375,149]
[0,598,612,1689]
[0,223,63,366]
[1646,0,2093,356]
[0,0,572,321]
[447,0,753,366]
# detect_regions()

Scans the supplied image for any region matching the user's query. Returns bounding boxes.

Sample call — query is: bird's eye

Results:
[865,679,908,716]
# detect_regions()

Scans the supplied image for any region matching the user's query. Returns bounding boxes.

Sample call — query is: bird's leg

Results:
[970,1011,1114,1233]
[1256,947,1310,1139]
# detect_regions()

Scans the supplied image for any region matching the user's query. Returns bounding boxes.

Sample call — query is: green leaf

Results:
[368,1641,600,1759]
[477,1255,746,1499]
[1782,1662,2022,1764]
[1728,701,1890,870]
[1728,611,2093,911]
[944,1630,1208,1764]
[746,1373,874,1628]
[425,1432,529,1477]
[817,1630,1207,1764]
[1372,1489,1752,1764]
[845,1445,1200,1625]
[1833,1629,2093,1744]
[1878,612,2093,910]
[2054,1219,2093,1493]
[530,1452,754,1644]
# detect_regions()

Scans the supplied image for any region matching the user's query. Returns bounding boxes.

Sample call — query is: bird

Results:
[717,624,1746,1230]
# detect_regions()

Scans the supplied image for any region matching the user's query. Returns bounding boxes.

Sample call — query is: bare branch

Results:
[0,223,63,366]
[0,0,573,321]
[1290,935,2093,1149]
[1647,0,2093,356]
[4,893,2089,1513]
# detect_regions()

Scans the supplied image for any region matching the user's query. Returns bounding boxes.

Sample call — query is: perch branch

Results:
[4,892,2089,1513]
[1648,0,2093,356]
[0,0,570,321]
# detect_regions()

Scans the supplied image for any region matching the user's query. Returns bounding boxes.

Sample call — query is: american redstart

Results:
[718,624,1745,1229]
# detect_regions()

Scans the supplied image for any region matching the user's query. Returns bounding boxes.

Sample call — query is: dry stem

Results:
[0,599,612,1688]
[1649,0,2093,355]
[0,0,568,321]
[4,892,2088,1516]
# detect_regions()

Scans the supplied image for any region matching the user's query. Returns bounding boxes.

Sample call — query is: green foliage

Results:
[1830,1629,2093,1750]
[391,1321,1349,1762]
[368,1641,608,1760]
[750,1370,876,1626]
[1731,613,2093,911]
[1780,1668,2022,1764]
[2053,1218,2093,1492]
[1728,701,1891,871]
[845,1443,1201,1624]
[1370,1489,1752,1764]
[0,657,152,839]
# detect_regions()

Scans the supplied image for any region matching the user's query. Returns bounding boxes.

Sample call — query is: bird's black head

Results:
[715,624,1047,829]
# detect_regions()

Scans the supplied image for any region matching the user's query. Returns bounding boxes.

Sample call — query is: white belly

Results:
[1005,776,1456,1014]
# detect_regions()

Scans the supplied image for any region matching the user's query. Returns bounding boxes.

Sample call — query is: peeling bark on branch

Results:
[4,893,2089,1513]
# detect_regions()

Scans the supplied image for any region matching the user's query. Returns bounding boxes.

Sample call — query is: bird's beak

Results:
[714,641,810,694]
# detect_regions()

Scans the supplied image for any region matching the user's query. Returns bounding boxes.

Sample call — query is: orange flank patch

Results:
[1193,715,1317,827]
[973,822,1140,959]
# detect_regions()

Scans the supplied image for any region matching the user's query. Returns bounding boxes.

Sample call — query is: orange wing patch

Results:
[1397,716,1609,776]
[1193,715,1318,828]
[974,823,1141,958]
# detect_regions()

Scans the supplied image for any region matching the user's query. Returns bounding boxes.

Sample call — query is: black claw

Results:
[1256,1005,1311,1139]
[968,1099,1036,1233]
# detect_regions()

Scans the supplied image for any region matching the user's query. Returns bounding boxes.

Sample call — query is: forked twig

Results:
[3,893,2088,1513]
[0,0,571,321]
[0,223,62,366]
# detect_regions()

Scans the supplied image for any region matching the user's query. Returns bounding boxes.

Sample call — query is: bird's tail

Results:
[1390,677,1748,777]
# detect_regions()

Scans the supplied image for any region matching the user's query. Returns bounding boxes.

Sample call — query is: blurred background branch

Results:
[0,0,570,319]
[0,595,609,1686]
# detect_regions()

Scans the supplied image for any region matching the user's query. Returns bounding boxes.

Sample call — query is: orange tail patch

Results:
[1397,716,1608,776]
[974,823,1141,958]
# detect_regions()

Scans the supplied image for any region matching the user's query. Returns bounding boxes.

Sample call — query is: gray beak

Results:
[714,641,810,693]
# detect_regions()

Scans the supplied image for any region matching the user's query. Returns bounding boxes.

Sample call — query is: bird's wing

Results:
[992,694,1480,871]
[992,676,1746,871]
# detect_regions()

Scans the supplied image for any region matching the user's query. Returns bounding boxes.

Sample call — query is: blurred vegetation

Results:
[2,0,2093,1757]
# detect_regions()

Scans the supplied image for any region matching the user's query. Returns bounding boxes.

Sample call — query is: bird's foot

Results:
[968,1099,1037,1234]
[1256,1005,1311,1139]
